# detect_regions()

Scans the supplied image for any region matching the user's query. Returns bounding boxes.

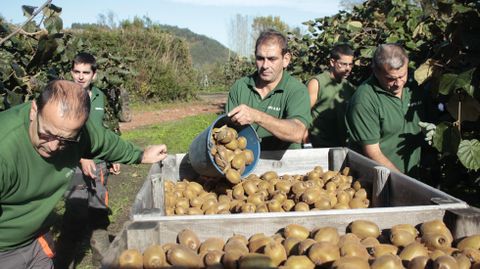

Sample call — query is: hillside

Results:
[71,22,233,69]
[157,24,233,68]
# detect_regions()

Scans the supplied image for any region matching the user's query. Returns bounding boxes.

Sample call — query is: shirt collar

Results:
[247,70,289,96]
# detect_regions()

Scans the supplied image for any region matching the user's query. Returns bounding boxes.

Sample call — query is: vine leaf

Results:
[432,122,461,156]
[457,139,480,171]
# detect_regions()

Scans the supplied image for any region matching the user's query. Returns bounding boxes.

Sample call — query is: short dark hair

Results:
[331,43,354,60]
[372,43,408,70]
[71,52,97,73]
[36,80,90,119]
[255,29,289,56]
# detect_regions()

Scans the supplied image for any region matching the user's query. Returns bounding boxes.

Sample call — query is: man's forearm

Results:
[362,144,400,172]
[256,111,306,143]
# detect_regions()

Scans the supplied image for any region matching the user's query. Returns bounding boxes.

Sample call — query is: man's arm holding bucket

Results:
[228,104,306,143]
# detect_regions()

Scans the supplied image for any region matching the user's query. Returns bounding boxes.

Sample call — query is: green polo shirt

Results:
[308,71,355,147]
[0,102,142,251]
[226,70,312,150]
[346,76,424,176]
[89,86,108,164]
[89,86,106,126]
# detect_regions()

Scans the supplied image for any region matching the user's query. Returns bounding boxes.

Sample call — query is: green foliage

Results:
[289,0,428,83]
[222,56,255,88]
[156,24,231,69]
[122,113,219,153]
[73,18,196,103]
[0,4,134,132]
[288,0,480,201]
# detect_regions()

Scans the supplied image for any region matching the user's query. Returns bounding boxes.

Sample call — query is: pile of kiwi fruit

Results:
[118,219,480,268]
[210,125,255,184]
[164,166,370,216]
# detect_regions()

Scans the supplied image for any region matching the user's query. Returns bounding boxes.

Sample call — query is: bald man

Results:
[0,80,168,269]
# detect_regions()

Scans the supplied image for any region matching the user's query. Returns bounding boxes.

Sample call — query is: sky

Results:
[3,0,344,49]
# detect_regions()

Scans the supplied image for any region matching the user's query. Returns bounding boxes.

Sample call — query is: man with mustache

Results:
[346,43,424,176]
[226,29,312,150]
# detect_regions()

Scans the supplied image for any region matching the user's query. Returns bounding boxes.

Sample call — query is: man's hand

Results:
[141,144,168,163]
[109,163,121,175]
[418,121,436,145]
[228,104,259,125]
[80,158,97,179]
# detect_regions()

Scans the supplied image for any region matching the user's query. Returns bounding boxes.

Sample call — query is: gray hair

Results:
[36,80,90,119]
[372,44,408,70]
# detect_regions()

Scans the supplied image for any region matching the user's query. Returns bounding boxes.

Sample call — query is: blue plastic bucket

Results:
[188,114,260,178]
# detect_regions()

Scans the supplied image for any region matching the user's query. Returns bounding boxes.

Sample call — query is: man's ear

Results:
[282,52,291,68]
[92,71,97,81]
[330,58,335,68]
[30,101,37,122]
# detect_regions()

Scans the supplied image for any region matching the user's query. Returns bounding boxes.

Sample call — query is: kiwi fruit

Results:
[340,241,370,260]
[433,255,459,269]
[142,245,165,269]
[222,249,244,269]
[313,226,340,245]
[391,230,417,247]
[203,249,224,267]
[177,229,201,251]
[238,253,275,269]
[420,220,454,242]
[391,224,419,237]
[308,241,340,265]
[408,255,431,269]
[332,256,370,269]
[283,237,301,256]
[360,236,380,248]
[370,254,403,269]
[297,238,317,255]
[453,253,472,269]
[284,224,310,240]
[281,255,315,269]
[118,249,143,269]
[199,237,225,254]
[348,220,381,239]
[225,169,241,185]
[371,243,399,258]
[399,242,429,261]
[263,240,287,266]
[457,234,480,251]
[249,236,273,253]
[167,245,202,268]
[422,232,453,250]
[294,202,310,211]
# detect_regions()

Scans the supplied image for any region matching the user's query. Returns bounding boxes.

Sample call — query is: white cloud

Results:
[167,0,340,13]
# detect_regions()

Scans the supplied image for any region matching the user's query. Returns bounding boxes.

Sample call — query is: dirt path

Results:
[119,93,227,131]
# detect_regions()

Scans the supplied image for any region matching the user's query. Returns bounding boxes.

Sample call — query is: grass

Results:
[121,113,220,152]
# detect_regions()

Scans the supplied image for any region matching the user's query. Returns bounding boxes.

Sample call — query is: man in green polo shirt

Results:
[346,43,424,176]
[226,29,311,150]
[55,53,121,268]
[0,80,168,269]
[306,43,355,147]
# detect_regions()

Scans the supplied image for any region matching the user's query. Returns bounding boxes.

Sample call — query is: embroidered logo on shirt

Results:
[94,107,104,111]
[65,169,74,179]
[409,101,423,107]
[267,106,281,111]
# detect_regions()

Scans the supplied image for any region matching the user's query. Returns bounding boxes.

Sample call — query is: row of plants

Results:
[0,4,199,129]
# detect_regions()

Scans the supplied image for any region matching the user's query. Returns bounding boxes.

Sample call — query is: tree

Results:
[251,16,290,44]
[228,14,251,57]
